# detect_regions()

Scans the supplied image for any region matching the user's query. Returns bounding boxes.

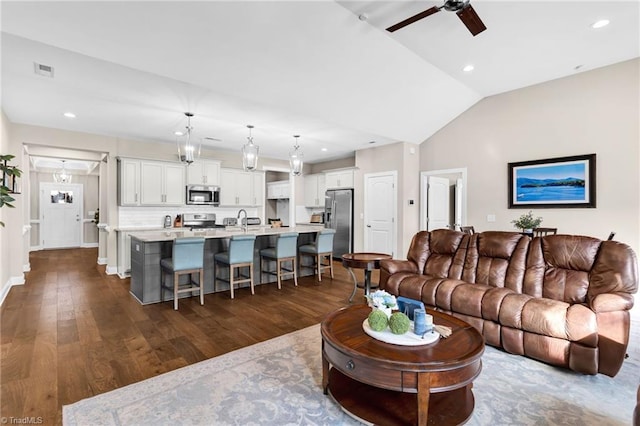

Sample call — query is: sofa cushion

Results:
[524,235,600,303]
[462,232,528,292]
[521,298,597,346]
[423,229,468,279]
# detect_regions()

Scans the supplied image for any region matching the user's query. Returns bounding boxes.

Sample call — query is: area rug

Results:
[64,320,640,425]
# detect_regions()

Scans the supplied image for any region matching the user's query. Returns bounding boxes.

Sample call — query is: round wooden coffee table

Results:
[342,252,392,302]
[321,304,484,426]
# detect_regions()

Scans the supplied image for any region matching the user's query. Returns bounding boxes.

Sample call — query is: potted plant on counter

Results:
[511,211,543,234]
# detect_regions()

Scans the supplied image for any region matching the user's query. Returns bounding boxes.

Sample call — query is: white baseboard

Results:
[105,266,118,275]
[30,245,43,252]
[0,275,25,306]
[97,257,108,265]
[82,243,99,248]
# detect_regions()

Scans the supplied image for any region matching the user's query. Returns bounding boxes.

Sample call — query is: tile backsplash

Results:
[118,206,260,228]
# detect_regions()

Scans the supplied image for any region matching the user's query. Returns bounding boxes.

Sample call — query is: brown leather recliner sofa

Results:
[379,229,638,377]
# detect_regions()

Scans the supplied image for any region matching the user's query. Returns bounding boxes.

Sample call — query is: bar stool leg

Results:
[199,269,204,305]
[293,258,298,287]
[174,272,179,310]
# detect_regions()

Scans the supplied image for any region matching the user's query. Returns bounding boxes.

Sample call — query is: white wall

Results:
[420,59,640,255]
[1,110,26,304]
[355,142,420,257]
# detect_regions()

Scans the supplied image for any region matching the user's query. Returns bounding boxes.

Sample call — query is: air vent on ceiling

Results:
[34,62,54,78]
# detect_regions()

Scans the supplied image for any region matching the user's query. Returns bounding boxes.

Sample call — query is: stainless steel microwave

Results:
[186,185,220,206]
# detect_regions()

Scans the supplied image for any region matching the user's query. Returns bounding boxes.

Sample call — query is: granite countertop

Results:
[129,224,326,242]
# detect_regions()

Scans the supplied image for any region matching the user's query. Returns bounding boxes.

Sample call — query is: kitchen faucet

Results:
[237,209,248,232]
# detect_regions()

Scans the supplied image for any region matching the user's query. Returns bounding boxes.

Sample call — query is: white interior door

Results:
[364,172,396,257]
[40,182,83,249]
[427,176,450,230]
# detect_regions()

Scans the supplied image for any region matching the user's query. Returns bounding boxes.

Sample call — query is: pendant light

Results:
[242,125,259,171]
[53,160,72,183]
[176,112,201,165]
[289,135,303,176]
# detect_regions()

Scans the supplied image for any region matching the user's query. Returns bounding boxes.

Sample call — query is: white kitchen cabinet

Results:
[186,160,221,185]
[325,169,354,189]
[267,180,290,199]
[221,168,265,206]
[220,168,251,206]
[118,158,140,206]
[140,161,185,205]
[116,230,132,278]
[252,172,265,206]
[304,174,326,207]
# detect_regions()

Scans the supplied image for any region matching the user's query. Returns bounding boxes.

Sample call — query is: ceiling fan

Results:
[386,0,486,36]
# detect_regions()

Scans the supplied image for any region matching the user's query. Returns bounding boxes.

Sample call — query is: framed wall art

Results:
[508,154,596,208]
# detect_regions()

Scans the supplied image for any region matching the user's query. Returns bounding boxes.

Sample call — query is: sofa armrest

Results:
[379,259,419,275]
[379,259,419,290]
[589,292,635,313]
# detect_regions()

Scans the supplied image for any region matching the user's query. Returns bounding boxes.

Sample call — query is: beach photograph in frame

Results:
[508,154,596,208]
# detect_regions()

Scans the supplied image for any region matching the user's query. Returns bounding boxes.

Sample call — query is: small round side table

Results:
[342,252,392,302]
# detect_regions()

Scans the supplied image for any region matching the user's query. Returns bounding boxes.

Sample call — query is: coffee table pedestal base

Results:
[328,368,474,426]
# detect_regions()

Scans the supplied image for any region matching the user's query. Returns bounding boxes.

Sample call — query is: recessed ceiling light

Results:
[174,131,184,136]
[321,148,328,152]
[463,64,475,72]
[63,112,76,118]
[591,19,610,29]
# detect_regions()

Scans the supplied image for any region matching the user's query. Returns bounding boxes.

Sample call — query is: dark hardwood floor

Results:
[1,248,367,425]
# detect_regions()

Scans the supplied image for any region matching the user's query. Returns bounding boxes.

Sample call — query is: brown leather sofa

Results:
[379,229,638,377]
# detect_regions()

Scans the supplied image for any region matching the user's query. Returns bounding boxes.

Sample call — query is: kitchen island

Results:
[129,224,325,304]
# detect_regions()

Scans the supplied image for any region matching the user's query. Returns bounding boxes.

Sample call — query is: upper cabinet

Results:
[140,161,185,205]
[325,169,354,189]
[267,180,290,200]
[118,158,140,206]
[304,174,326,207]
[186,160,221,186]
[220,168,264,206]
[118,158,185,206]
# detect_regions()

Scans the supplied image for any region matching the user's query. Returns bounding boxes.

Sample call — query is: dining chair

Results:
[298,228,336,282]
[214,234,257,299]
[160,237,205,310]
[533,227,558,237]
[459,226,475,235]
[260,232,299,289]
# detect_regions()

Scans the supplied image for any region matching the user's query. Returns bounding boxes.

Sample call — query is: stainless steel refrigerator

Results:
[325,189,353,258]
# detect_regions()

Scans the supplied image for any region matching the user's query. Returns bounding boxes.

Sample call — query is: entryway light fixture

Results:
[289,135,303,176]
[176,112,201,165]
[53,160,72,183]
[242,125,259,171]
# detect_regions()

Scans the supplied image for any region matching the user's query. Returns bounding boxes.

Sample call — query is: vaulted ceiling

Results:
[2,1,638,164]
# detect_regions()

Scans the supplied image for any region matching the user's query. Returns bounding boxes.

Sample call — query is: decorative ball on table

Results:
[388,312,411,335]
[367,309,389,332]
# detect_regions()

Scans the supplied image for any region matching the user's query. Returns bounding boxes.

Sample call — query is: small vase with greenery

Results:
[511,211,542,233]
[0,154,23,227]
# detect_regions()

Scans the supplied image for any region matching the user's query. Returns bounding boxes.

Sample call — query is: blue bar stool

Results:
[214,234,256,299]
[160,237,205,310]
[259,232,299,289]
[298,228,336,281]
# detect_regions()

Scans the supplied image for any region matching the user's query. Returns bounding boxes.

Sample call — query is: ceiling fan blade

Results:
[456,4,486,36]
[386,6,440,33]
